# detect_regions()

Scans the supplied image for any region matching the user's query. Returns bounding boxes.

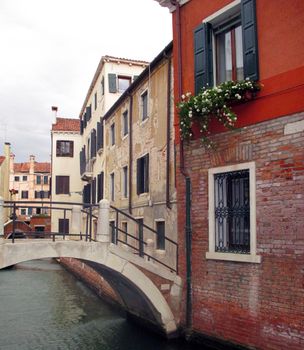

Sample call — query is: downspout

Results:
[165,52,172,210]
[128,94,133,214]
[171,0,192,334]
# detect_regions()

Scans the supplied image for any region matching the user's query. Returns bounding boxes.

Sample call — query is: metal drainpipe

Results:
[171,0,192,334]
[165,52,172,210]
[128,94,133,214]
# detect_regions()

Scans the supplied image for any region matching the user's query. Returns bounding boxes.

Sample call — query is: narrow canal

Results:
[0,259,211,350]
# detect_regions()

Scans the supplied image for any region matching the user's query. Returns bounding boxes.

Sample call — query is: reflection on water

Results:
[0,259,209,350]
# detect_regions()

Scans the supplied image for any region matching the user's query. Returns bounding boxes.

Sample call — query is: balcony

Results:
[81,159,93,181]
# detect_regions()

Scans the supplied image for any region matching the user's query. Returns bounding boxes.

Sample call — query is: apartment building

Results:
[51,117,82,234]
[9,154,51,231]
[156,0,304,349]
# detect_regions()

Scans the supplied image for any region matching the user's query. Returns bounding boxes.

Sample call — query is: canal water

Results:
[0,259,212,350]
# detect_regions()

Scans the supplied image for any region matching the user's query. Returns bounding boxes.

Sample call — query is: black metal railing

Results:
[109,205,178,273]
[3,200,178,273]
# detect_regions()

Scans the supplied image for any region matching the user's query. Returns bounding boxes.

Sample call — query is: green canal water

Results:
[0,259,212,350]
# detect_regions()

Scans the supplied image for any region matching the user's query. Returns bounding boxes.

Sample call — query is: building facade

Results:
[51,117,82,234]
[102,42,177,269]
[156,0,304,349]
[0,143,11,223]
[9,154,51,232]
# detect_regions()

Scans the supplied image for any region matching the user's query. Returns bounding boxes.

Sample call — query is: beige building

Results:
[51,117,82,234]
[102,42,177,268]
[9,155,51,220]
[0,143,11,223]
[79,55,148,202]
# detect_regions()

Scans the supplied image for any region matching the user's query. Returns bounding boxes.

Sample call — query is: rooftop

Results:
[52,118,80,132]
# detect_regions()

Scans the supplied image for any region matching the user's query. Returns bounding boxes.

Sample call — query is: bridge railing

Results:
[3,200,95,243]
[109,205,178,273]
[2,200,178,273]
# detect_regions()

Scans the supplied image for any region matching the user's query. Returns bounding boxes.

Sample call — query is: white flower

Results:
[186,92,191,97]
[181,94,185,100]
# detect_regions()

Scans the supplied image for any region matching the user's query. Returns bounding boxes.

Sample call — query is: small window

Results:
[122,110,128,137]
[110,173,115,201]
[58,219,69,234]
[156,221,165,250]
[97,171,104,202]
[28,207,33,216]
[44,176,48,185]
[55,176,69,194]
[137,154,149,195]
[215,21,243,84]
[118,76,131,93]
[110,221,116,243]
[36,175,41,184]
[121,222,128,243]
[122,166,128,198]
[207,162,260,263]
[22,176,27,181]
[56,140,74,157]
[21,190,28,199]
[14,176,20,182]
[94,92,97,110]
[110,123,115,146]
[141,90,148,121]
[20,208,26,216]
[36,208,41,215]
[101,76,105,96]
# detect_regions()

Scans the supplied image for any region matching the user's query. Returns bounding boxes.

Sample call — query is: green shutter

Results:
[194,22,213,93]
[108,73,117,93]
[241,0,259,80]
[136,158,141,195]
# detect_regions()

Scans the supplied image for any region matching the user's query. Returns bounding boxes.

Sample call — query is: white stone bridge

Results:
[0,199,181,337]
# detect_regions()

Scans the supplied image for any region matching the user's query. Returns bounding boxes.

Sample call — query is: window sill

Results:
[140,117,149,126]
[206,251,261,264]
[97,148,103,155]
[122,134,128,141]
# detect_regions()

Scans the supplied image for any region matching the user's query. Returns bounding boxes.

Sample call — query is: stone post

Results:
[0,197,4,243]
[96,199,110,243]
[145,238,154,262]
[71,205,81,239]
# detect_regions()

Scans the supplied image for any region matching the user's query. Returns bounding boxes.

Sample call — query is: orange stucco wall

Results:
[172,0,304,140]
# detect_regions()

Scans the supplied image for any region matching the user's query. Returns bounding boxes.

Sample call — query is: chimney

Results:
[29,155,35,174]
[9,152,15,174]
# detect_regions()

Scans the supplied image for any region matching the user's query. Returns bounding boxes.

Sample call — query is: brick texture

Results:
[176,113,304,349]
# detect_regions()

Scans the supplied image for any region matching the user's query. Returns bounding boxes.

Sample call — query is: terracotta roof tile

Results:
[52,118,80,132]
[34,162,51,173]
[0,156,5,165]
[14,162,50,173]
[14,163,29,172]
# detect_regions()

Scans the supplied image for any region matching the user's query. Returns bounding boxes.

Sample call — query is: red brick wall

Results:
[177,112,304,349]
[59,258,122,306]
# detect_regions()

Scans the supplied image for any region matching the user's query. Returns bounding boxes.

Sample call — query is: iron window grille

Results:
[214,169,250,253]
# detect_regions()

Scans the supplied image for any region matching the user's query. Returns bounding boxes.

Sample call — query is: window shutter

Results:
[83,112,87,128]
[97,171,104,202]
[55,177,60,194]
[86,105,92,121]
[91,129,96,158]
[136,158,141,195]
[194,22,213,93]
[144,154,149,193]
[97,121,101,150]
[108,73,117,93]
[241,0,259,81]
[80,119,84,135]
[92,178,96,204]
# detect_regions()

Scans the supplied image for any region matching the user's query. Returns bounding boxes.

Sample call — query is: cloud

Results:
[0,0,172,162]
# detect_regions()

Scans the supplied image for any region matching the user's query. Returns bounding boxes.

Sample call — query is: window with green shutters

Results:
[137,154,149,195]
[194,0,258,93]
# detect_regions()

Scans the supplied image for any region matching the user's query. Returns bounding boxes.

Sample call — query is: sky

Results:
[0,0,172,162]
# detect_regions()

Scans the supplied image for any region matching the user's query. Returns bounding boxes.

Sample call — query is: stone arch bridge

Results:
[0,199,181,337]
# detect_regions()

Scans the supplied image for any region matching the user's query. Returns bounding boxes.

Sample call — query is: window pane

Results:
[156,221,165,250]
[142,91,148,120]
[123,111,128,136]
[118,77,131,93]
[214,170,250,253]
[235,25,244,80]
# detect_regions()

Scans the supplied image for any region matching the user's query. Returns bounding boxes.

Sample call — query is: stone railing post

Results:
[71,205,81,239]
[0,197,4,243]
[145,238,154,262]
[96,199,110,243]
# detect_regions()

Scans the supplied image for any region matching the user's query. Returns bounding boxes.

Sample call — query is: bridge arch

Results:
[0,240,177,336]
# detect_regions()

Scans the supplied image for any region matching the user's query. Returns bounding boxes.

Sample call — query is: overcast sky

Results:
[0,0,172,162]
